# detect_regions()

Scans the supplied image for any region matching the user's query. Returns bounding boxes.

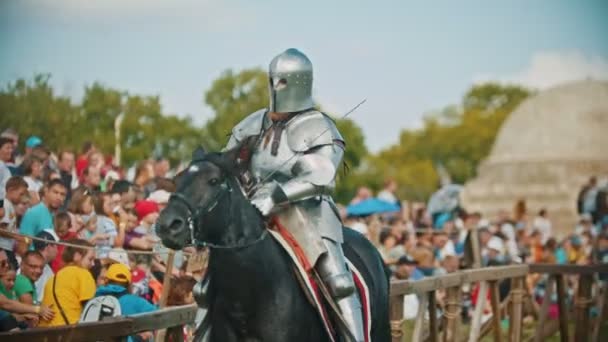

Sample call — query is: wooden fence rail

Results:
[390,265,529,342]
[0,304,198,342]
[390,263,608,342]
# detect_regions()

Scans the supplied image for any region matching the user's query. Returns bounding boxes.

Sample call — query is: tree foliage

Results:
[353,83,531,201]
[0,75,202,167]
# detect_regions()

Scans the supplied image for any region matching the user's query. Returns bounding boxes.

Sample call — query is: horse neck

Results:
[206,185,265,248]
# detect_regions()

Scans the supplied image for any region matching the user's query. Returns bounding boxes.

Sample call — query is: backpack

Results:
[79,295,122,322]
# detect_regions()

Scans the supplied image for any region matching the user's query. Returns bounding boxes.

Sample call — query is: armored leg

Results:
[316,238,365,342]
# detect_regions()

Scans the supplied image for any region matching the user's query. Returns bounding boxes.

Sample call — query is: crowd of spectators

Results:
[342,178,608,321]
[1,128,607,334]
[0,131,202,337]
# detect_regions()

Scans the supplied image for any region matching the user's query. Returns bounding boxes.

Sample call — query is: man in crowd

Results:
[32,231,58,302]
[19,179,67,237]
[15,251,45,304]
[82,165,101,193]
[0,249,54,331]
[57,151,76,207]
[377,179,400,205]
[153,157,170,179]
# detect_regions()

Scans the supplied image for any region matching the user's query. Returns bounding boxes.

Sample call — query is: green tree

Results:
[353,82,531,202]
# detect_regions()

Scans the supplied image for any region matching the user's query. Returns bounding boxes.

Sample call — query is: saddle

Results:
[268,217,371,342]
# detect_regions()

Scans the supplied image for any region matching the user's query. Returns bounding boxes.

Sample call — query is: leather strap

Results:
[52,272,70,325]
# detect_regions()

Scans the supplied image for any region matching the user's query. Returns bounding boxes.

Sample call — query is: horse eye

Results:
[208,178,219,186]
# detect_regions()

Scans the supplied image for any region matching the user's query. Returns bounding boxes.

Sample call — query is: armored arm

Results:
[271,142,344,205]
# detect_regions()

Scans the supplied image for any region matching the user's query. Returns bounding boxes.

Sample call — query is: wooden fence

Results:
[0,304,198,342]
[389,263,608,342]
[390,265,528,342]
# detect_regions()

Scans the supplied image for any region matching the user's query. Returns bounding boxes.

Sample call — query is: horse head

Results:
[156,140,259,250]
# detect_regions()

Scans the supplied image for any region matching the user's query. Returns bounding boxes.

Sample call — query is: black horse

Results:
[156,147,390,342]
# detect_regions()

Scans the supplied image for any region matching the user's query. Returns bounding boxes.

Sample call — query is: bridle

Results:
[169,172,268,250]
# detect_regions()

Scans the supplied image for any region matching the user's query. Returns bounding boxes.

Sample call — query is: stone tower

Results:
[461,80,608,237]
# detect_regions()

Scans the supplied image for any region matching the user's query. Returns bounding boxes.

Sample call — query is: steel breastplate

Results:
[250,124,297,184]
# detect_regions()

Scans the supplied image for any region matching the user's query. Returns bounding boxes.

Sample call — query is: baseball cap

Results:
[33,230,58,251]
[106,263,132,284]
[487,236,504,252]
[148,190,171,205]
[105,248,130,268]
[25,136,42,148]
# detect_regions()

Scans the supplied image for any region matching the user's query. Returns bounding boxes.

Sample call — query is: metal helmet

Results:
[268,48,314,113]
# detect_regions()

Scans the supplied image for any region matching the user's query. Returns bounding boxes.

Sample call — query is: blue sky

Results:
[1,0,607,151]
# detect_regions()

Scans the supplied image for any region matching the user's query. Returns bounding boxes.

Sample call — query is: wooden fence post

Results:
[488,280,502,342]
[509,276,524,342]
[574,274,593,342]
[442,286,460,342]
[389,294,404,342]
[428,290,438,342]
[555,274,569,342]
[468,281,487,342]
[412,293,428,342]
[534,275,555,342]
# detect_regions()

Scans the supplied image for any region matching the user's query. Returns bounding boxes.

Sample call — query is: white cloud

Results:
[474,51,608,89]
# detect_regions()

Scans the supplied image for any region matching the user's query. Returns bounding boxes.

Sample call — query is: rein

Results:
[170,177,268,250]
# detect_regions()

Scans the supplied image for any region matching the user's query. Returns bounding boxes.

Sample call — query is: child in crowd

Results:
[0,267,17,300]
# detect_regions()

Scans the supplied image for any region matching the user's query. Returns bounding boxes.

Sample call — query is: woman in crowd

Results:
[21,156,44,204]
[39,240,96,327]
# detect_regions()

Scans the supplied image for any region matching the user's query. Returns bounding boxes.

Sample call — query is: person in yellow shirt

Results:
[39,239,96,326]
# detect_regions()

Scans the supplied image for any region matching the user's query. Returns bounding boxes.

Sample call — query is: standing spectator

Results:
[21,156,44,203]
[350,187,372,205]
[532,208,552,244]
[81,165,101,194]
[75,141,96,181]
[154,157,170,179]
[92,193,125,258]
[0,137,15,202]
[14,251,45,304]
[32,231,58,302]
[57,151,76,207]
[377,179,399,205]
[39,240,96,327]
[134,160,155,198]
[577,176,598,219]
[19,179,67,238]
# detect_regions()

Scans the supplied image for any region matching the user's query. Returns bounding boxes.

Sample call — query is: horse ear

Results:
[192,146,206,161]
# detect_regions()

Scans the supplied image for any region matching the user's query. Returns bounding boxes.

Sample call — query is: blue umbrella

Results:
[346,198,401,216]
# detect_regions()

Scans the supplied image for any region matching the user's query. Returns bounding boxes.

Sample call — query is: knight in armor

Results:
[221,48,365,341]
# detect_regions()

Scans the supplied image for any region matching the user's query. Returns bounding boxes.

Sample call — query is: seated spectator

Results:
[14,251,45,304]
[125,201,159,250]
[94,263,156,341]
[39,239,96,327]
[432,231,456,262]
[19,179,67,238]
[32,231,58,302]
[0,267,17,300]
[0,249,54,332]
[378,229,398,265]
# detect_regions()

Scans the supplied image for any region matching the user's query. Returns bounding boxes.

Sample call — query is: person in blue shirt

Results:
[19,179,66,238]
[95,263,156,341]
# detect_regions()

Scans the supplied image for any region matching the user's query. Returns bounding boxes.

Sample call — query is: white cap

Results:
[106,248,130,269]
[487,236,504,253]
[148,190,171,204]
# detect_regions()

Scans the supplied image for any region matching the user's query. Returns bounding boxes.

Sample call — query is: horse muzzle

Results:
[156,211,190,250]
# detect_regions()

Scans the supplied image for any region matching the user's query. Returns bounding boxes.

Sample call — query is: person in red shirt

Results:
[50,212,79,273]
[75,141,96,181]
